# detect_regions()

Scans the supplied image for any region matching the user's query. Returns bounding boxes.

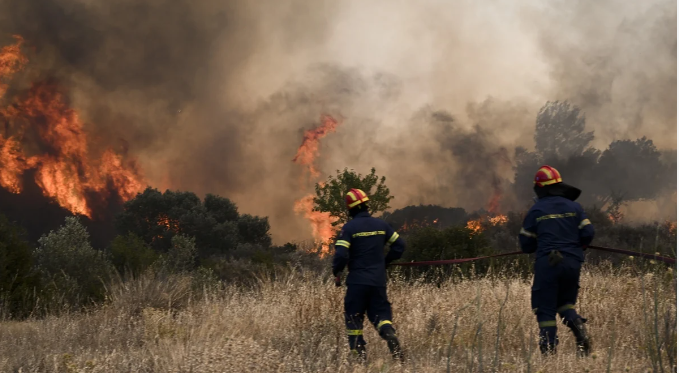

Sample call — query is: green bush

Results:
[401,226,492,261]
[109,233,159,277]
[395,225,495,282]
[154,234,198,274]
[34,217,115,310]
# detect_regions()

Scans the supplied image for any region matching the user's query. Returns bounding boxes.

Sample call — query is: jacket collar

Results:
[353,211,371,218]
[534,183,582,201]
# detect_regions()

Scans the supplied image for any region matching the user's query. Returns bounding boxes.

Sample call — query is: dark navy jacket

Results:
[332,211,406,287]
[519,196,595,262]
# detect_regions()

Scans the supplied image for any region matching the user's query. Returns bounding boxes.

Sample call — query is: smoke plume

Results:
[0,0,675,244]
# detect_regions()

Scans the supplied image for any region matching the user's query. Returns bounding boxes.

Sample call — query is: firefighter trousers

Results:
[531,253,584,346]
[344,284,395,351]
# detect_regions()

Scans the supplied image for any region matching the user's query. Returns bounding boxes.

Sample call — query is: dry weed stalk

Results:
[0,265,674,372]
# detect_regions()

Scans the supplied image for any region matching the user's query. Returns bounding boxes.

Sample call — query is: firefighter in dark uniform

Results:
[519,165,595,356]
[332,188,406,362]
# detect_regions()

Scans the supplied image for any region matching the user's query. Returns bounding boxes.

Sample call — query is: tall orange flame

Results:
[292,114,340,178]
[294,195,338,254]
[0,37,145,218]
[292,115,342,256]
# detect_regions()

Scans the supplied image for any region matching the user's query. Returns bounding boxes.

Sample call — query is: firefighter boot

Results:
[539,327,558,356]
[567,318,591,357]
[540,342,557,355]
[351,343,367,363]
[379,325,405,363]
[349,335,367,363]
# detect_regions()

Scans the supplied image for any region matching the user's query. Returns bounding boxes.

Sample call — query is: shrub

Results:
[238,214,272,247]
[34,217,114,310]
[395,225,495,282]
[109,233,159,277]
[154,234,198,274]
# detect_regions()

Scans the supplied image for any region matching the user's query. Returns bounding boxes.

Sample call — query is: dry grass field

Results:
[0,264,675,373]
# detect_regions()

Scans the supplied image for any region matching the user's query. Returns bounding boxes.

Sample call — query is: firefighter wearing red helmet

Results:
[519,165,595,356]
[332,188,406,363]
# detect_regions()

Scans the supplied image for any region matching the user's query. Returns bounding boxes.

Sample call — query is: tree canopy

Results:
[116,188,271,258]
[314,168,394,227]
[535,101,594,160]
[513,101,673,208]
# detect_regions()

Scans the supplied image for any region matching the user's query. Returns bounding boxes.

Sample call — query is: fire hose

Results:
[389,245,676,267]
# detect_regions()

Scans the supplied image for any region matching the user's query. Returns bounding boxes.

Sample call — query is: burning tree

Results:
[313,167,394,228]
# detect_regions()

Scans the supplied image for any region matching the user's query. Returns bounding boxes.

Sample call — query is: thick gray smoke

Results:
[0,0,675,243]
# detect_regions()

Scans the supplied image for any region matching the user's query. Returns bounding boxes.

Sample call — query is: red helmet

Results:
[534,165,563,187]
[345,188,369,209]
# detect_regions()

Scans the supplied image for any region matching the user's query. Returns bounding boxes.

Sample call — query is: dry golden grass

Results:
[0,264,675,373]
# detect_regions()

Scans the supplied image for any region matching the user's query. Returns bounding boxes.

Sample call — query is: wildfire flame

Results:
[488,214,508,225]
[0,36,145,218]
[292,114,340,178]
[464,182,509,235]
[466,218,483,234]
[157,214,180,233]
[466,214,508,235]
[292,115,342,256]
[149,213,181,241]
[294,195,338,255]
[461,181,509,235]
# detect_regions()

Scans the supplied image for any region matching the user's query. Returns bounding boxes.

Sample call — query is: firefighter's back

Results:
[530,195,587,261]
[343,212,392,287]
